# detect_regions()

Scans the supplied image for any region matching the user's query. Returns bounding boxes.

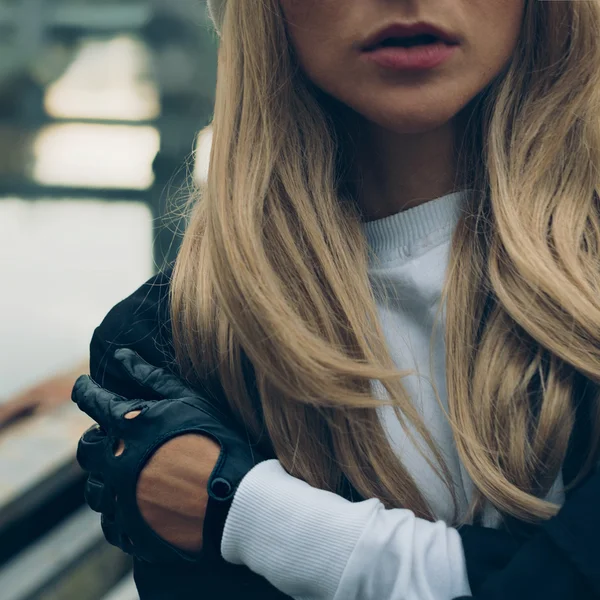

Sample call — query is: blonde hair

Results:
[171,0,600,524]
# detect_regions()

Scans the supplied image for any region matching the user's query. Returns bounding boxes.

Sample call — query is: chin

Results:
[365,106,461,135]
[346,89,466,135]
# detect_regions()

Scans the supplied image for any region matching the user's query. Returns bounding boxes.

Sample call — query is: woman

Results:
[72,0,600,598]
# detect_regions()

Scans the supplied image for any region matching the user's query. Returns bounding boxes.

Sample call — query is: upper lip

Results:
[361,22,460,51]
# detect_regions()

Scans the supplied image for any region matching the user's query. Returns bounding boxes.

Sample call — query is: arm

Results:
[86,271,293,600]
[82,273,591,600]
[221,459,594,600]
[452,468,600,599]
[221,459,471,600]
[78,343,512,600]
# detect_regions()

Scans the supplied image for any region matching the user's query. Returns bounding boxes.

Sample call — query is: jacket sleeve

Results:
[89,269,178,395]
[454,529,593,599]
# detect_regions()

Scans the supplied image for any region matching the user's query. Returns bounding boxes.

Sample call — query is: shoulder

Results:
[89,267,176,396]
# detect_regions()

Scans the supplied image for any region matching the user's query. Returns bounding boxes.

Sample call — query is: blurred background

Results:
[0,1,217,598]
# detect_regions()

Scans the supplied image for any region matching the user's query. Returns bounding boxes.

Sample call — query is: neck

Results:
[340,112,468,222]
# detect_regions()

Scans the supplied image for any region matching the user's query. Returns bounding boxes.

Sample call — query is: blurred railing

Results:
[0,404,136,600]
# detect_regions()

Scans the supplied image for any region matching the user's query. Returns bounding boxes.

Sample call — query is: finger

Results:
[101,514,134,556]
[72,375,123,430]
[115,348,191,399]
[101,513,123,549]
[77,425,108,472]
[72,375,146,430]
[84,474,116,515]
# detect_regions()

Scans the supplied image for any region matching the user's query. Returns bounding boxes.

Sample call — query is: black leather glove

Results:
[72,347,266,564]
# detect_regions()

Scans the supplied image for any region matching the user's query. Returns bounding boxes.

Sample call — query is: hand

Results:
[72,348,267,563]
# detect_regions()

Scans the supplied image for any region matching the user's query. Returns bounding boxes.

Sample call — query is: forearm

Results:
[222,460,598,600]
[221,459,471,600]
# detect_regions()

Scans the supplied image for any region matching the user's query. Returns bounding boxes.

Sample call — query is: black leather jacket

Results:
[89,268,597,600]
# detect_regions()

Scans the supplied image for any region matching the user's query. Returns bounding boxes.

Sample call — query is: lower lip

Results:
[364,41,458,71]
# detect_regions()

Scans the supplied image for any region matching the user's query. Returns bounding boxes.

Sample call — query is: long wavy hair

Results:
[171,0,600,524]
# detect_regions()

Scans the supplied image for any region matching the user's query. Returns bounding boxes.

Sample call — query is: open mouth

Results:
[375,34,442,49]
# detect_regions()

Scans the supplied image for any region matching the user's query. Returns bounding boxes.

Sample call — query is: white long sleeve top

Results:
[220,190,565,600]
